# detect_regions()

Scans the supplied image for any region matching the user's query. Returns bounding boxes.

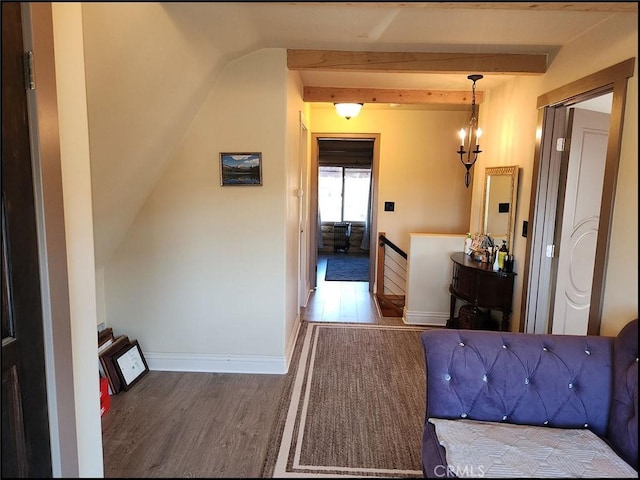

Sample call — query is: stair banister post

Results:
[377,232,386,295]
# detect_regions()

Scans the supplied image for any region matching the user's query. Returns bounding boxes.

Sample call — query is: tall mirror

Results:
[481,165,519,251]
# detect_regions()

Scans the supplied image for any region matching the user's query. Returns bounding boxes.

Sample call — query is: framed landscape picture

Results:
[220,152,262,186]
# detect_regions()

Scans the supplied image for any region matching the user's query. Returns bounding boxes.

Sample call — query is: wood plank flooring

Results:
[102,370,288,477]
[101,252,405,477]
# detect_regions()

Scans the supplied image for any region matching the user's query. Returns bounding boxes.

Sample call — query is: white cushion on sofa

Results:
[428,418,637,478]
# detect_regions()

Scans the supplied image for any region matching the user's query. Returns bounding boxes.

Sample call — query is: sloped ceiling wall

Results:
[82,3,258,266]
[81,2,637,269]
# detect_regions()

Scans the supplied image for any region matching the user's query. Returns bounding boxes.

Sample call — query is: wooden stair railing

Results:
[376,232,408,317]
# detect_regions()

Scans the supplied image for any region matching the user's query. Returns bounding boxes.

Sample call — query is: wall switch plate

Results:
[384,201,395,212]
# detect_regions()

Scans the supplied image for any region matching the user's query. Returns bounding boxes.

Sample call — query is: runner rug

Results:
[262,322,427,478]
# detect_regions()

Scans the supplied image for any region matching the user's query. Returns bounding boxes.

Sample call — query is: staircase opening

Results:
[375,233,407,317]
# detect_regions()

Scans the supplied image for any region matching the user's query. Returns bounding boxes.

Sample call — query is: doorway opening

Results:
[521,59,634,335]
[309,135,380,296]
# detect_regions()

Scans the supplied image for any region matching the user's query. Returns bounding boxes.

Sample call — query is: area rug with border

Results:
[261,321,428,478]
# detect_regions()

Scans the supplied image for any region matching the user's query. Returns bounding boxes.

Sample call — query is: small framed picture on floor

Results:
[113,340,149,390]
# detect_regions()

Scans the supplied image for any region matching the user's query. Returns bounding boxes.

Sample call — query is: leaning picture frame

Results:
[113,340,149,391]
[220,152,262,186]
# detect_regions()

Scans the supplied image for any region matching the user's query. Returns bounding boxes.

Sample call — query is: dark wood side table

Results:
[448,252,516,331]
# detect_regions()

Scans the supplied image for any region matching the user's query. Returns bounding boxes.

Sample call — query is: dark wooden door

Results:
[2,3,53,477]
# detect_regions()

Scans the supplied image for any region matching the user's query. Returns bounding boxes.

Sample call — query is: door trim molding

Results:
[21,3,79,475]
[520,58,636,335]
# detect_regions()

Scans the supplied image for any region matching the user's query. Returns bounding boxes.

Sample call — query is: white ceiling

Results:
[575,93,613,114]
[162,2,637,92]
[85,2,634,265]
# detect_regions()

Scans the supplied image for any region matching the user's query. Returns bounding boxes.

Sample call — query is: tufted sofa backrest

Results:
[606,318,638,470]
[422,328,614,436]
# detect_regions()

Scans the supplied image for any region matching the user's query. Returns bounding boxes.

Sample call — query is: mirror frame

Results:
[480,165,519,251]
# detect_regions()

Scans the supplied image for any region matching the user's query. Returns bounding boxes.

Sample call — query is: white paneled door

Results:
[551,108,610,335]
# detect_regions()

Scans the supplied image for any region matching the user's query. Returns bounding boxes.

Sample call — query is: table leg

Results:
[447,295,456,328]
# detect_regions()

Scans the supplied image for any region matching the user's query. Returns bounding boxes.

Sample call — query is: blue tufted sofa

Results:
[420,318,638,477]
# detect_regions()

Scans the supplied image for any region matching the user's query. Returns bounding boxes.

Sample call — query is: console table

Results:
[448,252,516,331]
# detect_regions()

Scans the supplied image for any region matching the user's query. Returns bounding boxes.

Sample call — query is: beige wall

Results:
[104,49,293,371]
[468,75,539,332]
[82,3,225,267]
[309,105,473,254]
[473,12,637,334]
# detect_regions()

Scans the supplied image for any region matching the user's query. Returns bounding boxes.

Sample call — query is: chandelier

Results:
[457,74,483,188]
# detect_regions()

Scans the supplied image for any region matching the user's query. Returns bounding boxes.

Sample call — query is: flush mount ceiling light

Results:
[457,74,483,188]
[334,102,363,120]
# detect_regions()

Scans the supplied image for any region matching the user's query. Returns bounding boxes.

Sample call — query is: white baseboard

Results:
[284,315,302,373]
[403,307,448,326]
[300,288,312,308]
[145,352,288,374]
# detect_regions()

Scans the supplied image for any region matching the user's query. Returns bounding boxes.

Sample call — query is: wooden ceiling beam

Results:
[304,86,484,105]
[289,3,637,13]
[288,50,547,75]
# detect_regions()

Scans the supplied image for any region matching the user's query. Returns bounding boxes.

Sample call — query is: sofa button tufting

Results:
[461,413,467,418]
[444,374,451,381]
[482,375,488,382]
[502,415,507,420]
[459,342,465,347]
[502,345,507,349]
[524,378,529,385]
[543,347,548,351]
[568,383,573,389]
[544,420,549,425]
[585,350,591,355]
[584,423,588,428]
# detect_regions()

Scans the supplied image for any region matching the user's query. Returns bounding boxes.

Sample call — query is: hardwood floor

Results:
[101,370,287,477]
[304,252,405,326]
[101,251,403,477]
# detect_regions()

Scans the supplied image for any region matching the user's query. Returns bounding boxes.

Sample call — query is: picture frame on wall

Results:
[220,152,262,186]
[113,340,149,391]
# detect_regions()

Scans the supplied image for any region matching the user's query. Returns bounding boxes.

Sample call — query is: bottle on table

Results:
[504,254,514,273]
[492,246,500,271]
[464,233,472,255]
[498,240,508,270]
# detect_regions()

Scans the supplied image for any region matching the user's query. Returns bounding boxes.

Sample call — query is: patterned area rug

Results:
[324,255,370,281]
[262,322,427,477]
